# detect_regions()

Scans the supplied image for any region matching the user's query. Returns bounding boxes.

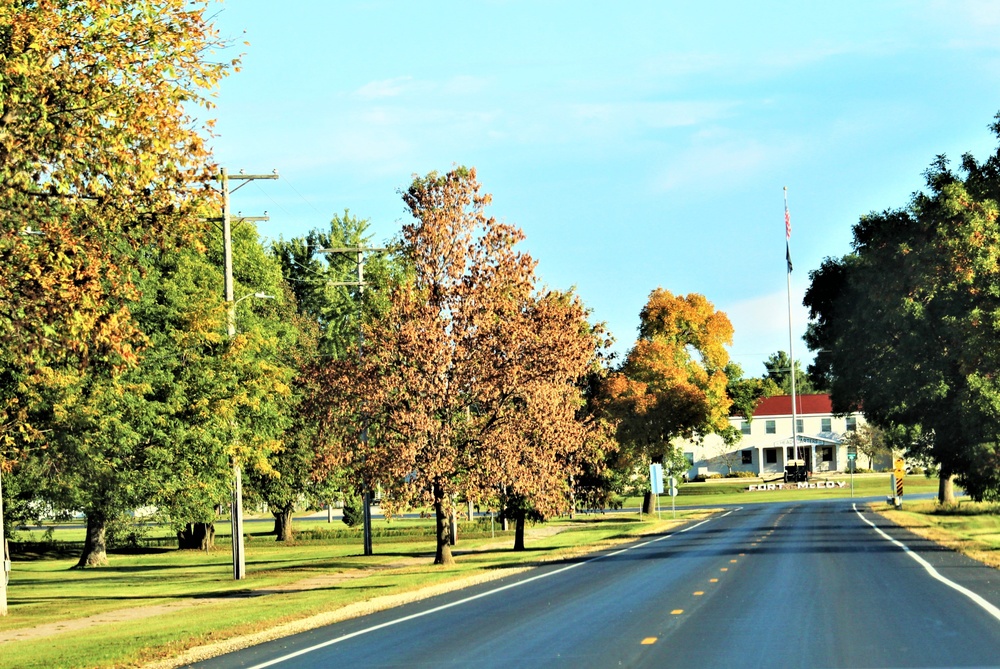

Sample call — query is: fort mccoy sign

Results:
[747,481,849,492]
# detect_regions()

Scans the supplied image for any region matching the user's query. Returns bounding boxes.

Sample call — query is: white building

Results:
[678,394,868,480]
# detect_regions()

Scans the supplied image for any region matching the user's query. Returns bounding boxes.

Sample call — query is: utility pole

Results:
[1,468,8,616]
[212,167,278,580]
[319,245,385,556]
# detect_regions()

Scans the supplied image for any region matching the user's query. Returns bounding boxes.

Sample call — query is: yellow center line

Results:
[720,567,728,572]
[671,609,684,615]
[641,637,657,645]
[709,578,719,583]
[693,591,704,596]
[730,559,738,563]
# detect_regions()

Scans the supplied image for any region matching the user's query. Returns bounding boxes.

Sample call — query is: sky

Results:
[206,0,1000,376]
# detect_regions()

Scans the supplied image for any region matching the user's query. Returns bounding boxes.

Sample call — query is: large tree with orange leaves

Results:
[604,289,735,512]
[312,168,605,564]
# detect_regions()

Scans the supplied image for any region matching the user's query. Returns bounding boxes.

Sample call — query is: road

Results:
[191,500,1000,668]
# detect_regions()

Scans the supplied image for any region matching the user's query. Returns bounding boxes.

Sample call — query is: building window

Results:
[845,416,857,432]
[741,450,753,465]
[765,449,777,464]
[741,421,751,435]
[821,418,832,432]
[766,420,776,434]
[821,447,833,462]
[796,418,804,434]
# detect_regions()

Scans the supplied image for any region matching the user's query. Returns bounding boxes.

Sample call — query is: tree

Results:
[804,115,1000,502]
[263,212,401,541]
[10,221,295,567]
[762,351,817,395]
[0,1,235,447]
[726,362,779,423]
[842,424,890,470]
[312,167,604,564]
[603,290,735,513]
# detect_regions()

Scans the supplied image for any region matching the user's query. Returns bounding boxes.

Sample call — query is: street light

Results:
[228,291,274,581]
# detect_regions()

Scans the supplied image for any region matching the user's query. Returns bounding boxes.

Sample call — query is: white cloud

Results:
[353,76,417,100]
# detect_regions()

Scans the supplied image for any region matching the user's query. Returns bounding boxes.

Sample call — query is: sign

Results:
[668,476,678,497]
[847,453,857,461]
[649,463,664,495]
[748,481,847,492]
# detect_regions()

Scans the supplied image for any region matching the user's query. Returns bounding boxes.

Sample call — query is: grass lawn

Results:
[0,512,712,669]
[620,472,942,507]
[874,499,1000,569]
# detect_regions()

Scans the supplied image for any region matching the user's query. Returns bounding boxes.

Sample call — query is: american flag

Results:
[784,188,792,273]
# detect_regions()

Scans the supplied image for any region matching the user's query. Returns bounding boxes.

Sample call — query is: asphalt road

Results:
[191,501,1000,669]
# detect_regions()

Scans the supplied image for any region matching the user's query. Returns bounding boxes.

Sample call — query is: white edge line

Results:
[246,515,719,668]
[852,503,1000,623]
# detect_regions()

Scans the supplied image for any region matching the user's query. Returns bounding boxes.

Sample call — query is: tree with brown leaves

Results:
[312,167,604,564]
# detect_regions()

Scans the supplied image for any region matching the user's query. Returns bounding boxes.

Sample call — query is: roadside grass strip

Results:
[853,503,1000,624]
[239,514,723,669]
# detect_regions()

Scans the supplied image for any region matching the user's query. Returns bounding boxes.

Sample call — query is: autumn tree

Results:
[805,115,1000,502]
[603,290,735,513]
[312,168,604,564]
[0,1,235,450]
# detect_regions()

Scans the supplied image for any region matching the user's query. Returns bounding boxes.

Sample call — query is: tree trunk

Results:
[642,491,656,515]
[75,512,108,568]
[938,469,955,504]
[513,512,526,551]
[177,522,215,550]
[273,507,294,541]
[449,503,457,546]
[433,483,454,565]
[568,474,576,519]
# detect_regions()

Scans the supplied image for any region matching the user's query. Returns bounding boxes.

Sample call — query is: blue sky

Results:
[208,1,1000,375]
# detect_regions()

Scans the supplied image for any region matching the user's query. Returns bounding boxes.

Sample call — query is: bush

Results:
[725,471,758,478]
[341,494,365,528]
[692,473,724,482]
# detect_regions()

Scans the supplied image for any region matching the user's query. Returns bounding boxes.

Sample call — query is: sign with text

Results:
[748,481,848,492]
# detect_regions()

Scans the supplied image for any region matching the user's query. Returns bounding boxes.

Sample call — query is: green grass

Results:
[635,473,942,506]
[876,499,1000,569]
[0,512,710,669]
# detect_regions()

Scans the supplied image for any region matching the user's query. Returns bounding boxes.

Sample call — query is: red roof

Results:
[751,394,832,417]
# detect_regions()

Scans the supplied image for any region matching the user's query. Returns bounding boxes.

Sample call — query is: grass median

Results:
[0,511,714,669]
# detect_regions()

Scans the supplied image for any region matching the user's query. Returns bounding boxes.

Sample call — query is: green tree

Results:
[762,351,817,395]
[260,212,401,541]
[725,362,780,422]
[0,0,234,447]
[804,115,1000,502]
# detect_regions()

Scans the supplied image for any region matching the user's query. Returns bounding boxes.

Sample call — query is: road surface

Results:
[191,500,1000,668]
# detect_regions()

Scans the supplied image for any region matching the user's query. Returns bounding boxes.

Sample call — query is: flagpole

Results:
[785,187,800,478]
